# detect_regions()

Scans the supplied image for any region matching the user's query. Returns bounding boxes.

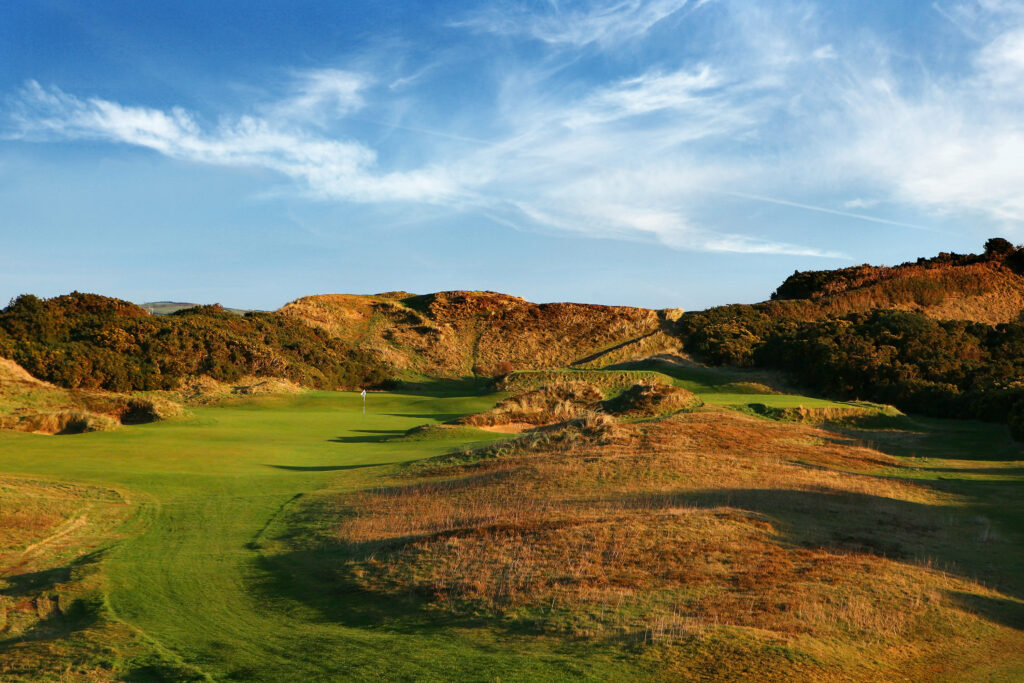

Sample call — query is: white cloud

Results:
[9,80,459,204]
[838,3,1024,223]
[453,0,701,48]
[26,0,1015,257]
[812,44,837,60]
[560,66,726,129]
[843,198,879,209]
[268,69,368,124]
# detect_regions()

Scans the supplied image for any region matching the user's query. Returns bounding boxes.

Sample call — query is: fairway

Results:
[0,388,642,681]
[2,381,1023,681]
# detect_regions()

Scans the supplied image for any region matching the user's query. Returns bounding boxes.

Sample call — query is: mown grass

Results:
[0,370,1021,681]
[0,383,676,680]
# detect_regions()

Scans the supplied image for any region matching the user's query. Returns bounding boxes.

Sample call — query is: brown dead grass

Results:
[317,409,1020,678]
[601,382,703,417]
[173,374,304,405]
[459,381,604,428]
[279,290,678,376]
[774,260,1024,324]
[0,477,189,682]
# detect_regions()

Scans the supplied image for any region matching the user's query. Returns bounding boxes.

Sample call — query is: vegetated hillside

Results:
[0,357,181,434]
[768,237,1024,324]
[140,301,253,316]
[0,292,392,392]
[291,407,1024,681]
[674,239,1024,439]
[279,290,683,376]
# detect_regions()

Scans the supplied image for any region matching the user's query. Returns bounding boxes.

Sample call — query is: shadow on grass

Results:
[391,377,493,397]
[0,553,105,649]
[1,551,103,599]
[267,463,388,472]
[252,546,543,639]
[628,486,1024,628]
[920,466,1024,477]
[837,418,1024,591]
[328,430,407,444]
[386,413,465,422]
[845,416,1023,462]
[947,591,1024,631]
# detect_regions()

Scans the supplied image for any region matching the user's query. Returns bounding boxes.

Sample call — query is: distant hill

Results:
[278,290,684,377]
[140,301,253,316]
[6,238,1024,440]
[766,237,1024,324]
[674,239,1024,438]
[0,292,390,392]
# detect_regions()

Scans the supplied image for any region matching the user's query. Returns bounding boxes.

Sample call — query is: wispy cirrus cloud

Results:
[452,0,707,47]
[266,68,369,125]
[559,65,727,129]
[14,0,1024,258]
[8,79,459,203]
[838,2,1024,225]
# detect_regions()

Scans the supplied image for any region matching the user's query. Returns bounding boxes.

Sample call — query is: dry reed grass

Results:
[279,290,668,376]
[601,382,702,417]
[320,409,1014,675]
[459,381,604,427]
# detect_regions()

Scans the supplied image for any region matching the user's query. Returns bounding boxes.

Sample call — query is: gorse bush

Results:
[678,307,1024,434]
[0,292,394,391]
[675,240,1024,438]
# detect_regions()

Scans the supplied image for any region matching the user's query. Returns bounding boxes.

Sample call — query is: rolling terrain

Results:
[278,290,683,376]
[1,369,1021,680]
[1,239,1024,680]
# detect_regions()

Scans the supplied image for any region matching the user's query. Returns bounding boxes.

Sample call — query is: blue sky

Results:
[3,0,1024,311]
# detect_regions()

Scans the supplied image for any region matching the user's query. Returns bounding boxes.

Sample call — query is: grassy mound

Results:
[279,290,679,377]
[743,401,903,425]
[397,423,499,442]
[601,382,703,418]
[1,356,183,434]
[306,407,1024,680]
[493,369,672,395]
[459,381,604,428]
[174,374,304,405]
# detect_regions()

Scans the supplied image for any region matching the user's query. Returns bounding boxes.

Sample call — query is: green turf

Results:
[1,372,1021,681]
[0,385,663,681]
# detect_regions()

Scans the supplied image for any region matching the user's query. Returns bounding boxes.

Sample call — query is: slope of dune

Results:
[278,290,684,376]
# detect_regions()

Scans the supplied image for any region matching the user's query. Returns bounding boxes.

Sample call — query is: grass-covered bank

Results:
[1,372,1022,681]
[1,386,674,680]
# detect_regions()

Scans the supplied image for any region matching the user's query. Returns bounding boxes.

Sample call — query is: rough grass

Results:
[1,377,1021,681]
[0,358,183,434]
[278,290,673,377]
[740,401,902,425]
[601,382,703,418]
[458,381,605,428]
[0,476,199,682]
[312,408,1024,681]
[171,373,305,405]
[456,378,701,430]
[772,258,1024,324]
[494,369,673,395]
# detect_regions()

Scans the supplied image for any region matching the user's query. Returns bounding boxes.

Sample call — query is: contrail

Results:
[713,189,944,233]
